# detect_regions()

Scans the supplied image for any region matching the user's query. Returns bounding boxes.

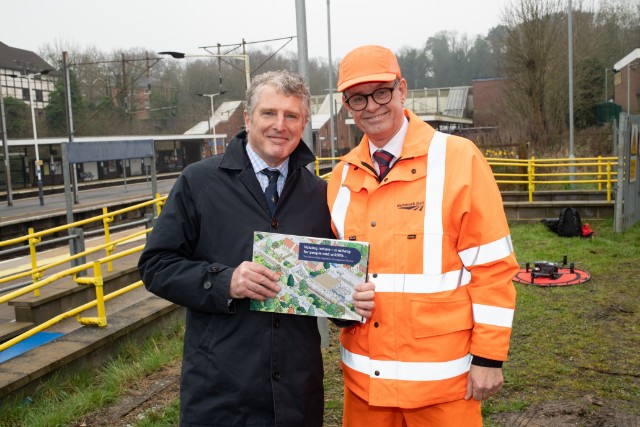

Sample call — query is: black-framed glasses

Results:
[343,79,400,111]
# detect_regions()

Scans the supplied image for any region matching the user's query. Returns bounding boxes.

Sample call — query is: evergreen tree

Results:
[44,70,85,136]
[2,97,31,138]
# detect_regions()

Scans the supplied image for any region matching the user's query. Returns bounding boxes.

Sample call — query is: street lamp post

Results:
[567,0,576,184]
[26,69,52,205]
[196,91,226,155]
[326,0,336,167]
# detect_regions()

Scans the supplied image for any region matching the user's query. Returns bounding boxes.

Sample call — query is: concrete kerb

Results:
[0,296,184,403]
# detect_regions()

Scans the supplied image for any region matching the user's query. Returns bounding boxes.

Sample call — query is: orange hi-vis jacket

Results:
[327,109,518,409]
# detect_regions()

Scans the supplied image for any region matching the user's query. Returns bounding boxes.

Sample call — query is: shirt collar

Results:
[245,141,289,179]
[368,116,409,160]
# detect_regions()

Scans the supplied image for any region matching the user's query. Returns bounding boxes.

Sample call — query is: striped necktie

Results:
[373,150,394,181]
[261,169,280,216]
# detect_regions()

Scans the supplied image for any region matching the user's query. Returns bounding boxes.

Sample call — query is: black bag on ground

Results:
[556,207,582,237]
[541,218,560,234]
[541,207,582,237]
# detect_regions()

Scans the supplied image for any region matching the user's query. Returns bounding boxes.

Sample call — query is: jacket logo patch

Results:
[397,201,424,212]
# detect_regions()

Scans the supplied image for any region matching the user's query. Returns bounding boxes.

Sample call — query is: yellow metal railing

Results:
[315,155,619,202]
[0,195,166,292]
[0,244,145,352]
[0,195,166,353]
[0,155,620,353]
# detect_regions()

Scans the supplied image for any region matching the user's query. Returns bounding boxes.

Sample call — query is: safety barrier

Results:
[0,196,167,293]
[0,155,619,353]
[315,155,619,202]
[0,246,144,352]
[0,196,167,352]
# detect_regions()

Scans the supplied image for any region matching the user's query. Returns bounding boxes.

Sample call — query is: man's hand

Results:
[352,281,375,319]
[229,261,281,301]
[464,365,504,401]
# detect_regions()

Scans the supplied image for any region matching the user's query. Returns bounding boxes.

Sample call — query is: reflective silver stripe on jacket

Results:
[472,303,514,328]
[371,271,471,294]
[423,131,447,275]
[459,235,515,267]
[341,345,472,381]
[331,164,351,240]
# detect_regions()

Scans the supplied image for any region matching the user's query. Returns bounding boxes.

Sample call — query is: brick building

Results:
[614,48,640,114]
[471,78,507,128]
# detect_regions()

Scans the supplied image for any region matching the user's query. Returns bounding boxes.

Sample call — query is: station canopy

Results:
[67,139,154,163]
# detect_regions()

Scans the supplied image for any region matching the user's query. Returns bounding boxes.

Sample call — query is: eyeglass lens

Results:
[346,80,399,111]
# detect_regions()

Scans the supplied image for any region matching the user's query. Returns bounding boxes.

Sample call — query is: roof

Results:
[614,48,640,72]
[315,93,342,115]
[184,121,211,135]
[310,93,342,130]
[443,87,469,118]
[183,100,244,135]
[312,114,330,130]
[0,41,55,72]
[216,100,243,115]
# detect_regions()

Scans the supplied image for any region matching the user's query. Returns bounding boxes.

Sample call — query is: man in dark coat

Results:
[138,70,375,427]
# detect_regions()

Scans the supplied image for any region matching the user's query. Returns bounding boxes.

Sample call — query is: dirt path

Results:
[73,362,181,427]
[73,361,640,426]
[491,395,640,427]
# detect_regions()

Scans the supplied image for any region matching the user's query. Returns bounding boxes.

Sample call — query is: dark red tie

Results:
[373,150,394,180]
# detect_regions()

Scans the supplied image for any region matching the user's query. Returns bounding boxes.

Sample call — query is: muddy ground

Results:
[73,362,640,427]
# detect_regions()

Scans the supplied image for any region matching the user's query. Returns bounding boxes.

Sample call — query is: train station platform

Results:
[0,178,183,402]
[0,175,178,241]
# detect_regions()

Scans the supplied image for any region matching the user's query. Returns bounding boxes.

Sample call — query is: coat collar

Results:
[219,129,316,173]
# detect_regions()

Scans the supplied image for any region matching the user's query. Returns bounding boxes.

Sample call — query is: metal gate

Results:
[615,113,640,232]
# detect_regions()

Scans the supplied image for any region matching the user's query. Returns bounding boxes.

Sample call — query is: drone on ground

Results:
[513,255,589,287]
[525,255,575,281]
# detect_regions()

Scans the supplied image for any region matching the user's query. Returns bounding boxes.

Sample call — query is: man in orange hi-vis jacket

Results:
[327,45,519,427]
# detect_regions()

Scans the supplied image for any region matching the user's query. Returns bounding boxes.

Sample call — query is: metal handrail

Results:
[314,155,619,202]
[0,195,167,295]
[0,154,621,354]
[0,244,145,352]
[0,195,162,353]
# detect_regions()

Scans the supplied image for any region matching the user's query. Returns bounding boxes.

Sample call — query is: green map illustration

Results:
[250,232,369,321]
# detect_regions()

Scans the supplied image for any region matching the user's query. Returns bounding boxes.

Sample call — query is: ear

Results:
[243,110,251,132]
[398,79,408,103]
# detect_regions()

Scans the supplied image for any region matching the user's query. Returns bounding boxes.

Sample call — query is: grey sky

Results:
[3,0,506,61]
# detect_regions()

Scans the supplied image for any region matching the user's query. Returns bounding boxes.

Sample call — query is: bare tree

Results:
[500,0,566,152]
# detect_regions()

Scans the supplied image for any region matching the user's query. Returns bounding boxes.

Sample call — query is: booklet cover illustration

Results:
[250,232,369,321]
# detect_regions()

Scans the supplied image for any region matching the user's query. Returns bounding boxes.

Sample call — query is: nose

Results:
[364,95,380,112]
[272,113,286,130]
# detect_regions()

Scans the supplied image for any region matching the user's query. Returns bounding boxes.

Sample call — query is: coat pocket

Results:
[410,296,473,338]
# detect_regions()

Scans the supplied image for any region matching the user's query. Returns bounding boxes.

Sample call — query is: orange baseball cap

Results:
[337,45,401,92]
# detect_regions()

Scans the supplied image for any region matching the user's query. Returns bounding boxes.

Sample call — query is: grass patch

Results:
[488,219,640,420]
[1,219,638,425]
[0,321,184,427]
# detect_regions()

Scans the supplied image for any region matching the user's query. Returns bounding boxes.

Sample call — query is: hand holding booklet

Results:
[250,231,369,322]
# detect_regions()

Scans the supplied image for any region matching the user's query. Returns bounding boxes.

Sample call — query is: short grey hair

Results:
[245,70,311,121]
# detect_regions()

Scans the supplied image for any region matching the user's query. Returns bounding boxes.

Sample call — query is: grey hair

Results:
[245,70,311,121]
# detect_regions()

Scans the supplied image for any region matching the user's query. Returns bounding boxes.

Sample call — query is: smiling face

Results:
[343,78,407,148]
[244,85,308,167]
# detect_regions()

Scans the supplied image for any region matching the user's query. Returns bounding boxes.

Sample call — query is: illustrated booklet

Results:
[250,231,369,321]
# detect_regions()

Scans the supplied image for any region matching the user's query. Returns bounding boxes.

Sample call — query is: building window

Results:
[35,89,43,102]
[22,88,30,101]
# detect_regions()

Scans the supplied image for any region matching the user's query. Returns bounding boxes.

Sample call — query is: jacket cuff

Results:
[471,355,503,368]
